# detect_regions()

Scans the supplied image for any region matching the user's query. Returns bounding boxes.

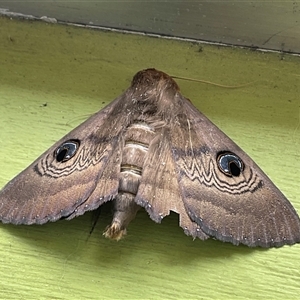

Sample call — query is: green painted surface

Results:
[0,17,299,299]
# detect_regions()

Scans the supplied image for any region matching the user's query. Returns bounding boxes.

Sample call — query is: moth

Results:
[0,68,299,248]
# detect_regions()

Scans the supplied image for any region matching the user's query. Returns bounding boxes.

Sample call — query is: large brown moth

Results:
[0,68,299,248]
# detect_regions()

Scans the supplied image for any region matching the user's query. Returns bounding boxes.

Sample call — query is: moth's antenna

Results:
[66,114,93,127]
[292,107,300,139]
[171,75,254,89]
[187,119,194,157]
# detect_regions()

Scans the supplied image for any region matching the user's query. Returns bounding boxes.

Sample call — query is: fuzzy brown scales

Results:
[0,68,300,248]
[103,123,156,240]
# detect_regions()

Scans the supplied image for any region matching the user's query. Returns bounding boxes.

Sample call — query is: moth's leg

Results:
[103,193,140,240]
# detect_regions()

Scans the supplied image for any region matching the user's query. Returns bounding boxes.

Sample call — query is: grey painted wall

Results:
[1,0,299,53]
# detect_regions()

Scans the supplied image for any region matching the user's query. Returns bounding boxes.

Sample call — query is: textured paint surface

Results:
[0,17,299,299]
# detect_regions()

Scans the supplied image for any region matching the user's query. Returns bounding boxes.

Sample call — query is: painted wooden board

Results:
[1,1,300,52]
[0,17,299,299]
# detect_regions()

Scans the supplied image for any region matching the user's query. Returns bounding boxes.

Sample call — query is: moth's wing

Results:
[0,96,126,225]
[171,96,300,247]
[135,129,209,240]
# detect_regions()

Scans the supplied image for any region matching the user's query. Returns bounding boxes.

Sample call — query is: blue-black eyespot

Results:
[217,152,244,177]
[55,140,80,162]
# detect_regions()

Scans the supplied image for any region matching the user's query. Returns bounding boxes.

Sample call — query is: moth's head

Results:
[131,68,180,98]
[130,69,182,118]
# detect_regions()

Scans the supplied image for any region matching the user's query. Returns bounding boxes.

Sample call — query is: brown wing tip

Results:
[189,211,300,248]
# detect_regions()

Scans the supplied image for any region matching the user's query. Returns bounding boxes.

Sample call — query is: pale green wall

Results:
[0,17,299,299]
